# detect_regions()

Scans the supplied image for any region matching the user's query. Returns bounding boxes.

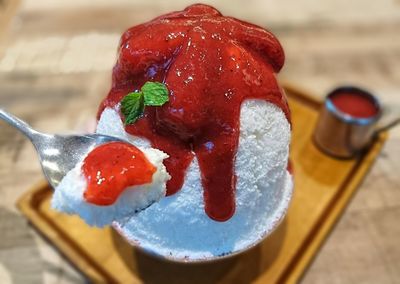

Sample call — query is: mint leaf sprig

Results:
[121,81,169,125]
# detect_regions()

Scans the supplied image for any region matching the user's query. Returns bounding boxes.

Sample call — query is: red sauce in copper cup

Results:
[330,91,379,119]
[314,86,382,158]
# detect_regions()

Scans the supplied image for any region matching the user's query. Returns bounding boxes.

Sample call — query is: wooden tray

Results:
[17,84,388,284]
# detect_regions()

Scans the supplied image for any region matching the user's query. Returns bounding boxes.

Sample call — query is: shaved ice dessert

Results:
[52,4,293,261]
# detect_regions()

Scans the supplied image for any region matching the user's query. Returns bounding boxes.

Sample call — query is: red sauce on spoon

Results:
[82,142,156,206]
[98,4,290,221]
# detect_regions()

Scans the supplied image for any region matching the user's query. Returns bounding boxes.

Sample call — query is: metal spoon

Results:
[0,108,123,188]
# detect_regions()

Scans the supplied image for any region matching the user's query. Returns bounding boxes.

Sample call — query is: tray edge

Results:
[16,180,110,283]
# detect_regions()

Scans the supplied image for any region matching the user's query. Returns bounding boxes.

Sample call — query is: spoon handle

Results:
[0,108,39,141]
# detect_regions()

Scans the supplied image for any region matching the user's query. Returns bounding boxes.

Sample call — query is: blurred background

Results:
[0,0,399,283]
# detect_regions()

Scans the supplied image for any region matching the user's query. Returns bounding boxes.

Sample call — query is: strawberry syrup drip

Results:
[82,142,156,206]
[98,4,290,221]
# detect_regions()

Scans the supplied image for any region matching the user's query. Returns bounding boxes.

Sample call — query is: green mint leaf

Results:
[120,81,169,125]
[121,92,144,125]
[141,81,169,106]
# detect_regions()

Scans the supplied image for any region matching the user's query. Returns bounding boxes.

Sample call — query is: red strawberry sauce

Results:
[83,142,156,206]
[330,92,379,118]
[97,4,290,221]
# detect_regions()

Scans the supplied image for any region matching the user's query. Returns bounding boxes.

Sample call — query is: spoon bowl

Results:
[0,109,123,188]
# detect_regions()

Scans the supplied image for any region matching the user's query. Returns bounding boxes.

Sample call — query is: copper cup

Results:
[313,86,382,159]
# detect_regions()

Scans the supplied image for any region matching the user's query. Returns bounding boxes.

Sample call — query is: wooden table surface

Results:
[0,1,399,283]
